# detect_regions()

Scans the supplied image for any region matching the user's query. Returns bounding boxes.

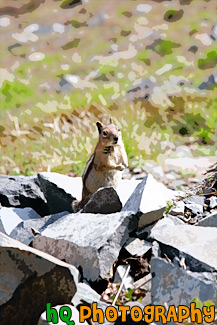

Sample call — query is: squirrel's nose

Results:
[113,137,118,143]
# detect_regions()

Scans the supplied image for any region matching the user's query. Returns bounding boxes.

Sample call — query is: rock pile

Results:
[0,171,217,324]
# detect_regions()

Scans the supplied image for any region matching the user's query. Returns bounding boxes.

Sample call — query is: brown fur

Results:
[72,118,128,211]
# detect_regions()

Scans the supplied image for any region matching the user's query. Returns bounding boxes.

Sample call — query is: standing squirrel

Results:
[73,118,128,211]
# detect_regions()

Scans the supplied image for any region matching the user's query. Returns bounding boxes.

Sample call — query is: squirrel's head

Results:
[96,118,121,146]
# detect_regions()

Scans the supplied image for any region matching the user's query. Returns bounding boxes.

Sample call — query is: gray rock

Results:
[81,187,122,214]
[199,74,217,90]
[185,203,203,216]
[71,282,101,308]
[10,211,69,245]
[166,215,185,225]
[171,179,187,190]
[122,174,181,229]
[169,201,184,216]
[211,23,217,40]
[116,180,140,206]
[196,211,217,227]
[0,207,41,236]
[37,172,82,214]
[114,265,134,290]
[151,257,217,308]
[149,219,217,272]
[207,196,217,209]
[38,305,88,325]
[0,232,78,324]
[183,195,205,206]
[33,211,133,281]
[0,174,48,216]
[124,237,152,256]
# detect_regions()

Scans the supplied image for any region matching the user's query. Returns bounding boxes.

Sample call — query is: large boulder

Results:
[122,174,181,228]
[0,232,78,324]
[37,172,82,214]
[33,211,133,281]
[0,175,49,216]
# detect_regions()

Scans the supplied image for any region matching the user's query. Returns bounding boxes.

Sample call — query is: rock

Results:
[38,305,88,325]
[124,237,152,256]
[114,265,134,290]
[116,180,141,206]
[10,211,69,245]
[71,282,101,308]
[127,78,155,102]
[122,174,181,229]
[136,4,152,13]
[81,187,122,214]
[199,74,217,90]
[171,179,187,190]
[211,23,217,40]
[37,173,82,214]
[196,211,217,227]
[151,257,217,308]
[28,52,45,61]
[0,174,49,216]
[149,219,217,272]
[207,196,217,209]
[185,203,203,216]
[0,232,78,324]
[0,207,41,236]
[142,161,164,180]
[169,201,184,216]
[164,156,217,179]
[174,145,193,158]
[33,211,133,281]
[183,195,205,206]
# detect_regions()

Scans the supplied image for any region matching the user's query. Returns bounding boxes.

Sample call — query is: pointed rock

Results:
[81,187,122,214]
[122,174,180,228]
[37,172,82,214]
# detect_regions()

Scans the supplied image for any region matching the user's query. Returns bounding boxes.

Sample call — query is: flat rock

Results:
[81,187,122,214]
[122,174,181,229]
[0,207,41,236]
[37,172,82,214]
[0,174,48,216]
[149,219,217,272]
[124,237,152,256]
[0,232,78,324]
[151,257,217,308]
[33,211,133,281]
[196,211,217,227]
[164,156,217,178]
[183,195,205,206]
[10,211,69,245]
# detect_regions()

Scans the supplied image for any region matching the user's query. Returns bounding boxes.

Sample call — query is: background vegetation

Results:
[0,0,216,176]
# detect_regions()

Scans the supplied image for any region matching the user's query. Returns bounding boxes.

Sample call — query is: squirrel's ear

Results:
[96,121,103,134]
[109,117,113,124]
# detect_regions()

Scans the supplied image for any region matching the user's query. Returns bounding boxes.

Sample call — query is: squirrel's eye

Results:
[102,130,107,137]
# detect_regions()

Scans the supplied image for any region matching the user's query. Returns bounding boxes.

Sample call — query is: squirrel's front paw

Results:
[117,164,125,171]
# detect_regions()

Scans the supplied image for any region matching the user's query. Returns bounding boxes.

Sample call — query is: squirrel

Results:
[72,118,128,211]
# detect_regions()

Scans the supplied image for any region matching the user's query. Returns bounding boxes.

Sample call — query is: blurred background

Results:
[0,0,216,188]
